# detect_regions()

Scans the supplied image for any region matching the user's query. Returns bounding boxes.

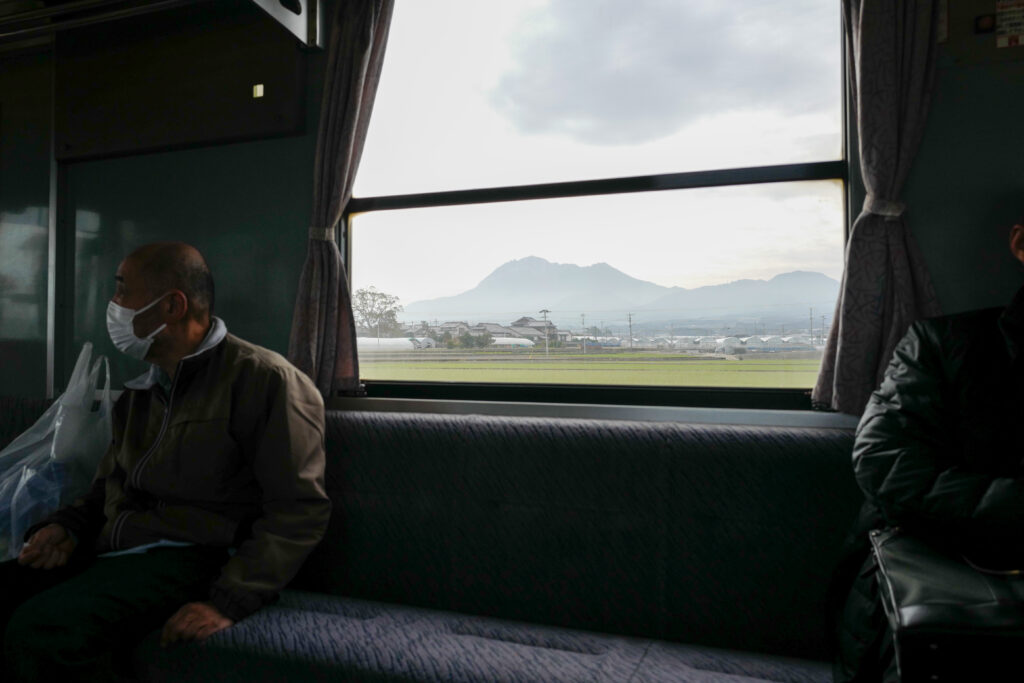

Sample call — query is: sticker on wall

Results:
[997,0,1024,47]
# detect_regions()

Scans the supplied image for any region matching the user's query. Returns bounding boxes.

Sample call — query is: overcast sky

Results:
[352,0,843,314]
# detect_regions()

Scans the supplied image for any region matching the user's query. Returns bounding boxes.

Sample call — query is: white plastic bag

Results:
[0,343,112,559]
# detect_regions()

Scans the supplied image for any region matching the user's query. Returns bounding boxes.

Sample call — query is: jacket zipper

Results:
[129,366,181,490]
[115,360,194,550]
[115,370,179,549]
[110,510,133,550]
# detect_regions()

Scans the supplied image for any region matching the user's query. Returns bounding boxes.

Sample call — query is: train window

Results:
[348,0,844,398]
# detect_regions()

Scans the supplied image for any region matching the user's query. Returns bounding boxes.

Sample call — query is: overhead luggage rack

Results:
[0,0,319,47]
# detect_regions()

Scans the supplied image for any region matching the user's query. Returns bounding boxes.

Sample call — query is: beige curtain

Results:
[813,0,942,415]
[288,0,395,396]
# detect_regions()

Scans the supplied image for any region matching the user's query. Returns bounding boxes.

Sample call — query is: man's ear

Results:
[1011,225,1024,265]
[166,290,189,322]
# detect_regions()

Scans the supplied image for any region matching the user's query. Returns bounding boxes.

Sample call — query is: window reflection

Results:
[0,209,49,397]
[0,210,48,341]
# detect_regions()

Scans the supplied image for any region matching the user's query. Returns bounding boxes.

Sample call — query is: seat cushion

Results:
[630,643,831,682]
[135,590,831,682]
[299,411,859,660]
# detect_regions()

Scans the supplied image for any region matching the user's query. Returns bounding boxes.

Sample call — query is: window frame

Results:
[344,165,849,410]
[342,9,851,412]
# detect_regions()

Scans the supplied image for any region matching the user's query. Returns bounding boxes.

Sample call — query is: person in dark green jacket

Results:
[832,222,1024,682]
[0,242,330,682]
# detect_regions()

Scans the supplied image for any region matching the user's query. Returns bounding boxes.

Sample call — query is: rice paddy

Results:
[358,350,822,388]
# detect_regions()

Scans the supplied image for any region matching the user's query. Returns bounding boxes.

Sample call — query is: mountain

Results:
[401,257,838,326]
[403,256,666,317]
[643,271,840,318]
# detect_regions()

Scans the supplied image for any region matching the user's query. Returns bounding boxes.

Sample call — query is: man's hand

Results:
[160,602,234,647]
[17,523,76,569]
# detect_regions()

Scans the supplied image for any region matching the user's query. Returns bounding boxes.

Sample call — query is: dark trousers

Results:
[833,553,899,683]
[0,546,228,682]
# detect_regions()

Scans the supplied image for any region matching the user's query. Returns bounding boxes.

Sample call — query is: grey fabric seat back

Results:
[297,410,861,660]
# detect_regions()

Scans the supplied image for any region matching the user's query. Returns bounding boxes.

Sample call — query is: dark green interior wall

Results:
[0,51,51,398]
[67,42,324,389]
[903,1,1024,314]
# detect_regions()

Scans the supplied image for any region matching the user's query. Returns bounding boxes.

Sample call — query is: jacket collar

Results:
[124,317,228,391]
[998,285,1024,362]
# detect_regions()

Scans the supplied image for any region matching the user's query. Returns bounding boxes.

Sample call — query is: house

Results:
[438,321,471,337]
[470,323,517,338]
[509,317,569,342]
[509,326,545,341]
[510,316,557,334]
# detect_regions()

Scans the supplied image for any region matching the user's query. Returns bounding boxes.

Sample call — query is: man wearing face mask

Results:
[0,242,330,681]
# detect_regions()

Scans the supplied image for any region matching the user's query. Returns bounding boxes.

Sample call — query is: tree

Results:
[453,332,493,349]
[353,287,404,337]
[475,332,494,348]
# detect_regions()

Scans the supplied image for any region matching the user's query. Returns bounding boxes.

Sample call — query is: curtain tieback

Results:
[863,194,905,218]
[308,226,335,241]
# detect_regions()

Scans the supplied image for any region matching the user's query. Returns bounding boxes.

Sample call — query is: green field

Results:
[360,351,822,388]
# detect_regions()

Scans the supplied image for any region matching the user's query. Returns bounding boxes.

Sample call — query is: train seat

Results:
[139,409,860,682]
[1,402,861,681]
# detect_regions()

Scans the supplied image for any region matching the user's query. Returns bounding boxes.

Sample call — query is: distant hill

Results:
[644,270,840,318]
[402,257,839,325]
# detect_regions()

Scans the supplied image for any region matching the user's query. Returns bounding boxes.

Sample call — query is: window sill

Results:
[327,395,858,430]
[329,381,859,429]
[361,380,815,409]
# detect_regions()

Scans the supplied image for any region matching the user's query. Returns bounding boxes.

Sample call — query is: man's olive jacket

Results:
[37,326,331,621]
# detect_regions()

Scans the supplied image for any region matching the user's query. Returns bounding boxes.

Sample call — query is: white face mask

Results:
[106,292,171,360]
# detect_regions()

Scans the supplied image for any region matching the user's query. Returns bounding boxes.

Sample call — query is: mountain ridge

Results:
[401,256,838,325]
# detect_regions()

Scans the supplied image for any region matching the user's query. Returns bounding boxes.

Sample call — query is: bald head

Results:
[127,242,214,322]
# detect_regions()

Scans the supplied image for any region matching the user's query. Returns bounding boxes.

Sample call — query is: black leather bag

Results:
[870,527,1024,682]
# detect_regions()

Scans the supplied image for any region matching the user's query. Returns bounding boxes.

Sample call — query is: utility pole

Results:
[539,309,550,357]
[809,308,814,339]
[821,315,826,344]
[627,313,633,350]
[580,313,586,354]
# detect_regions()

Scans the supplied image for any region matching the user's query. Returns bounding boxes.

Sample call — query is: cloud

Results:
[491,0,840,145]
